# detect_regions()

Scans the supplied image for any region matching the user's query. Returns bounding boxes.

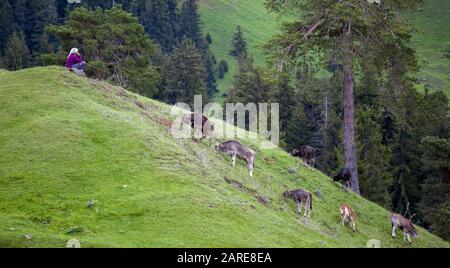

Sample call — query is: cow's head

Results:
[291,148,301,157]
[339,206,345,216]
[333,174,340,181]
[282,190,291,199]
[214,143,223,153]
[407,223,418,237]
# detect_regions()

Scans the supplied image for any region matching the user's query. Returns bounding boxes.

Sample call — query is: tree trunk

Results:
[342,35,360,194]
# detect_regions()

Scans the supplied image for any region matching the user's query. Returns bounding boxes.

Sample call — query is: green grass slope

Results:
[403,0,450,98]
[199,0,289,101]
[0,67,448,248]
[199,0,450,100]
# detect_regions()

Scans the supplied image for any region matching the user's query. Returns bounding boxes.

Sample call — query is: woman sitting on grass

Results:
[66,48,86,76]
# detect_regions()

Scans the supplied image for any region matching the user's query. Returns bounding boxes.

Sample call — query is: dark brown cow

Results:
[181,112,214,141]
[283,188,312,218]
[333,167,352,190]
[292,145,315,168]
[391,213,418,244]
[215,140,255,177]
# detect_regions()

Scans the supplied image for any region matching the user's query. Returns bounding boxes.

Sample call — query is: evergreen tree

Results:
[130,0,144,15]
[283,102,313,152]
[417,137,450,231]
[0,0,14,53]
[29,0,58,60]
[167,0,179,43]
[225,54,268,131]
[178,0,217,98]
[380,108,396,145]
[229,25,247,58]
[13,0,33,47]
[0,0,59,64]
[385,83,448,221]
[271,72,297,148]
[179,0,203,49]
[266,0,420,194]
[317,109,342,176]
[389,118,422,215]
[203,51,217,98]
[356,107,393,208]
[205,33,212,44]
[46,6,160,95]
[164,38,207,106]
[434,202,450,241]
[140,0,178,52]
[313,73,343,176]
[217,59,229,79]
[3,31,30,70]
[229,54,270,104]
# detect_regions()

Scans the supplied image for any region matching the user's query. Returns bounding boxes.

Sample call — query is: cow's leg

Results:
[392,225,397,238]
[303,202,308,217]
[307,203,311,218]
[297,202,301,214]
[232,153,236,166]
[345,181,351,192]
[207,137,212,150]
[406,233,412,244]
[247,162,253,177]
[307,158,313,169]
[303,157,308,167]
[352,221,356,232]
[340,213,344,225]
[194,128,201,142]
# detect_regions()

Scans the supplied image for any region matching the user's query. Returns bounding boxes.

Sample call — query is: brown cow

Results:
[339,204,357,232]
[291,145,315,169]
[181,112,214,142]
[391,213,418,244]
[283,189,312,218]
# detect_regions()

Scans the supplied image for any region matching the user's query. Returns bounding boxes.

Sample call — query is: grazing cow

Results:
[283,189,312,218]
[333,167,352,190]
[339,204,357,232]
[215,140,255,177]
[292,145,315,168]
[181,112,214,141]
[391,213,418,244]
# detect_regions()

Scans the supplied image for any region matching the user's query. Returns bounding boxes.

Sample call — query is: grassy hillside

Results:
[403,0,450,98]
[199,0,289,101]
[0,66,448,248]
[199,0,450,100]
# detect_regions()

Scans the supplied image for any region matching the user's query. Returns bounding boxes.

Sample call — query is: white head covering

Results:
[68,48,79,58]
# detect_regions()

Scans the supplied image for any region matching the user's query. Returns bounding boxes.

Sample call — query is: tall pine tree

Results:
[230,25,247,58]
[265,0,420,194]
[0,0,14,54]
[3,31,30,70]
[140,0,178,52]
[163,38,207,106]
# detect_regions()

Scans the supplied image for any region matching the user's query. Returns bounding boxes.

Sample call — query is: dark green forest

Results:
[0,0,448,241]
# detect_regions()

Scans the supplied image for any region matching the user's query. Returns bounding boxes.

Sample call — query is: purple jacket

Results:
[66,53,83,68]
